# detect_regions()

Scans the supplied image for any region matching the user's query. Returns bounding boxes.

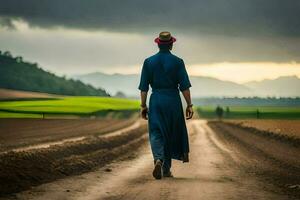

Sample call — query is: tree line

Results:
[194,97,300,107]
[0,51,109,96]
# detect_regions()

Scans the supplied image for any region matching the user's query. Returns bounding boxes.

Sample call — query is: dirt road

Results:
[4,120,299,200]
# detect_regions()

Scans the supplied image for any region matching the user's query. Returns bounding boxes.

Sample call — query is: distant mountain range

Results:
[245,76,300,97]
[2,50,298,98]
[74,72,139,97]
[74,72,300,98]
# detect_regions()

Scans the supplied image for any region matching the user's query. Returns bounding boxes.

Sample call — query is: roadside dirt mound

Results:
[0,124,148,196]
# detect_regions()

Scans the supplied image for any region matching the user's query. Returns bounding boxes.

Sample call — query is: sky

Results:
[0,0,300,83]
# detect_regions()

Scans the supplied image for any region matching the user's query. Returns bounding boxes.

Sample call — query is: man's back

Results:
[143,50,189,91]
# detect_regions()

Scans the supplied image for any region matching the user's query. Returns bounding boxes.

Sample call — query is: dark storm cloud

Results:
[0,0,300,37]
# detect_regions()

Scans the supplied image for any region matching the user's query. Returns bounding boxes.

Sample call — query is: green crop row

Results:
[197,106,300,119]
[0,97,140,118]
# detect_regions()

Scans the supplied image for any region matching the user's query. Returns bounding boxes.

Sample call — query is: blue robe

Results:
[138,49,191,172]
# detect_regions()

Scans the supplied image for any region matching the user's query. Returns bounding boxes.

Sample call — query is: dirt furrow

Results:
[208,121,300,198]
[0,118,136,151]
[0,123,148,196]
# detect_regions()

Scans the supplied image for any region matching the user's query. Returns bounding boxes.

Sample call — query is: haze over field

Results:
[75,72,300,98]
[0,0,300,86]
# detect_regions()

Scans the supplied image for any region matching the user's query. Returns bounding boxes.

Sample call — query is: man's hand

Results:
[140,106,148,120]
[186,106,194,120]
[182,89,193,120]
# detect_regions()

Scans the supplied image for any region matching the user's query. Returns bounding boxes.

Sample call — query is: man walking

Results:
[139,31,193,179]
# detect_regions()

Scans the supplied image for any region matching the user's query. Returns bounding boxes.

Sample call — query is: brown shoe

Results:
[152,160,163,179]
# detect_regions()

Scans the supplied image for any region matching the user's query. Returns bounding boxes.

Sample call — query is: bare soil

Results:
[0,88,60,99]
[2,120,299,200]
[0,120,148,196]
[226,119,300,140]
[0,118,135,151]
[208,121,300,198]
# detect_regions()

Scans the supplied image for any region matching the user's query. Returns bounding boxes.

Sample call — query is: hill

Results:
[190,76,253,97]
[74,72,139,97]
[245,76,300,97]
[75,72,300,98]
[74,72,253,97]
[0,51,109,96]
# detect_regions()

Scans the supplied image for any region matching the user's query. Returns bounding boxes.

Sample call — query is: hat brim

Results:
[154,37,176,44]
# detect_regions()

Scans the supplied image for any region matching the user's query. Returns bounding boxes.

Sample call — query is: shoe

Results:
[152,160,163,180]
[163,171,173,178]
[182,153,189,163]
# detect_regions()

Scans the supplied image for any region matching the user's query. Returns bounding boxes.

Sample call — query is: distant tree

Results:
[3,51,12,57]
[15,56,23,63]
[215,106,224,120]
[32,63,38,68]
[256,109,260,119]
[226,106,230,117]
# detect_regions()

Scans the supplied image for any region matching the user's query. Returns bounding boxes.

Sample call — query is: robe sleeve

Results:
[178,59,192,91]
[138,59,150,92]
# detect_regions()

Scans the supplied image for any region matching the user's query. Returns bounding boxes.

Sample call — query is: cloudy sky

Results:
[0,0,300,83]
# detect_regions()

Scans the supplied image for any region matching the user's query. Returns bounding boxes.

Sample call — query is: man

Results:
[138,31,193,179]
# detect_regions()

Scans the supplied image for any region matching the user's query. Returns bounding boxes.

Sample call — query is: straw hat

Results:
[154,31,176,44]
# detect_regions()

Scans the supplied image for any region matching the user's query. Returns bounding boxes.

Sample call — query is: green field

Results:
[2,98,300,119]
[0,97,140,118]
[197,106,300,119]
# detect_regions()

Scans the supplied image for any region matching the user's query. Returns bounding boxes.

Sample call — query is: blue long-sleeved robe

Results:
[138,49,191,171]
